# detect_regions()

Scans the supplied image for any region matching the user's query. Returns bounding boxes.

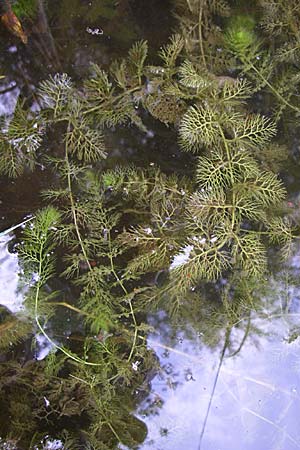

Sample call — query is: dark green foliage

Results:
[173,0,230,69]
[12,0,37,19]
[0,355,152,449]
[0,101,44,177]
[0,307,32,352]
[224,15,258,55]
[258,0,300,41]
[222,8,300,122]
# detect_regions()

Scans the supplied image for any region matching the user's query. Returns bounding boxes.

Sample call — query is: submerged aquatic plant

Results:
[223,11,300,120]
[224,15,258,54]
[0,2,299,448]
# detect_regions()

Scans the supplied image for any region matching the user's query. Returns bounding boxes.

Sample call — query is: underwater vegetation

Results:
[0,0,300,448]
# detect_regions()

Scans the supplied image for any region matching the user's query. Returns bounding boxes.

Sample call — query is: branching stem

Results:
[65,122,92,271]
[34,236,103,366]
[107,229,138,362]
[244,56,300,114]
[83,86,142,116]
[218,125,236,230]
[198,1,206,67]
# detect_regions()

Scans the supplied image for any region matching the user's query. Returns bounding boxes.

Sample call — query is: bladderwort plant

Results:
[223,11,300,120]
[0,3,299,447]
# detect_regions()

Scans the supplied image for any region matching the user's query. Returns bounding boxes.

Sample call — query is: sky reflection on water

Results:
[139,323,300,450]
[138,247,300,450]
[0,234,23,313]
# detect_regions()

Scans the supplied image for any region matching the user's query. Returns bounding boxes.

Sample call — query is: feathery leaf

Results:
[38,74,73,118]
[158,34,184,69]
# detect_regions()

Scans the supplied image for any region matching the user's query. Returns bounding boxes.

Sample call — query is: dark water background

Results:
[1,1,300,449]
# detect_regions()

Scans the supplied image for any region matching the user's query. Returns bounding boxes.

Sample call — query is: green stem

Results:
[198,1,206,67]
[198,327,231,449]
[218,125,236,230]
[65,122,92,271]
[245,57,300,114]
[228,312,251,357]
[107,229,138,362]
[93,392,123,443]
[106,420,123,443]
[186,0,193,12]
[34,238,102,366]
[83,86,142,116]
[50,301,89,316]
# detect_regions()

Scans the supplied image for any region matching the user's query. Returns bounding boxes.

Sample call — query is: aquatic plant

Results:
[11,0,37,19]
[223,10,300,121]
[173,0,230,68]
[0,2,299,448]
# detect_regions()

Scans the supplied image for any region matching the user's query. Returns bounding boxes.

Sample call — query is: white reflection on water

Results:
[0,234,53,359]
[0,235,24,313]
[0,82,20,116]
[139,322,300,450]
[138,246,300,450]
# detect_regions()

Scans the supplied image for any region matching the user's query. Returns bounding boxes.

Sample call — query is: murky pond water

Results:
[1,1,300,450]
